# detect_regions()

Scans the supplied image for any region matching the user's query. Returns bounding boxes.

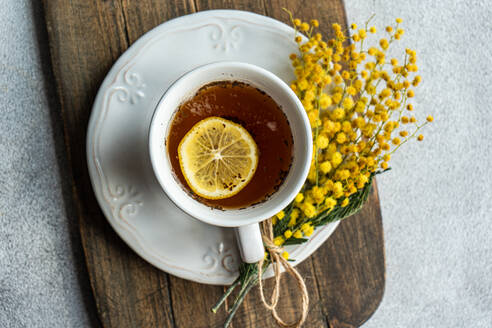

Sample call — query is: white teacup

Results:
[149,62,312,263]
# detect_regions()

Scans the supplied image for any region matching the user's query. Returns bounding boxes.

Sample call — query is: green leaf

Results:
[313,174,374,227]
[273,202,295,236]
[283,237,309,246]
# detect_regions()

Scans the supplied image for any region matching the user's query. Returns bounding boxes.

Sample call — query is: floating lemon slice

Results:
[178,117,259,200]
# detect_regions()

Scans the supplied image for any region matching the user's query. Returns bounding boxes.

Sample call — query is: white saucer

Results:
[87,10,339,285]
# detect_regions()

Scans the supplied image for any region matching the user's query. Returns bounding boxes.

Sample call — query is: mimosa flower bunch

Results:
[213,12,432,328]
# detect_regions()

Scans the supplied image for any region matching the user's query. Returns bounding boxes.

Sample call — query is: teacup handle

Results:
[234,223,265,263]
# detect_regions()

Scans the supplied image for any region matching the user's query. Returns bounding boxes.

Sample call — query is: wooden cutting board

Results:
[42,1,385,327]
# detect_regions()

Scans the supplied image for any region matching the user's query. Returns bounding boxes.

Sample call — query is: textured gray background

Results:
[0,0,490,327]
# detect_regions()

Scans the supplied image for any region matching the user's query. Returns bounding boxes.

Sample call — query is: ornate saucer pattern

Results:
[87,10,339,285]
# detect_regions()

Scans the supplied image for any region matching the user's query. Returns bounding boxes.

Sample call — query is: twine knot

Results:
[257,220,309,328]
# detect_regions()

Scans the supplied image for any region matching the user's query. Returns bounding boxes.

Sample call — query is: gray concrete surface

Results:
[0,0,490,327]
[345,0,492,327]
[0,1,97,327]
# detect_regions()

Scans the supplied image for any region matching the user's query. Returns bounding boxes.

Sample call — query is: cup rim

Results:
[149,61,312,227]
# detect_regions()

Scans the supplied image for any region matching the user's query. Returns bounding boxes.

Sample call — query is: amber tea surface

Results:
[167,81,294,209]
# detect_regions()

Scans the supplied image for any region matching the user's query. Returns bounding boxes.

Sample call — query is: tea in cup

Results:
[149,62,312,263]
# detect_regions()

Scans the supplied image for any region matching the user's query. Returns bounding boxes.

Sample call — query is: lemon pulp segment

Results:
[178,117,258,199]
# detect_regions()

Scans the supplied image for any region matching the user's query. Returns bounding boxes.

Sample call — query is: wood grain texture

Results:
[42,0,385,327]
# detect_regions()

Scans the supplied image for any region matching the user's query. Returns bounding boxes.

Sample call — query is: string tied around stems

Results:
[257,219,309,328]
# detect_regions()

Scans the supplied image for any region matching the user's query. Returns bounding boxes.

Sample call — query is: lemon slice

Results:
[178,117,259,200]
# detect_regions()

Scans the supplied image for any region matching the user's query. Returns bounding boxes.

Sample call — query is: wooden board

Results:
[42,0,385,327]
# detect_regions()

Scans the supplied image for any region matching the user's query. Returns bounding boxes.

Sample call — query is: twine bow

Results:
[257,219,309,328]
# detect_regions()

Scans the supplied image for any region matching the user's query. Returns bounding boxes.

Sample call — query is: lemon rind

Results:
[178,117,258,200]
